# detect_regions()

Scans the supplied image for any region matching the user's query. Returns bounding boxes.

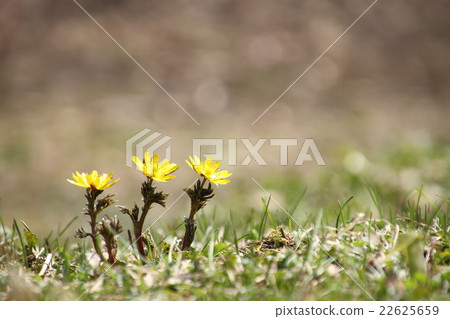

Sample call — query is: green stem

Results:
[181,218,197,251]
[90,214,104,261]
[135,178,153,258]
[182,177,208,250]
[135,220,146,258]
[87,189,105,262]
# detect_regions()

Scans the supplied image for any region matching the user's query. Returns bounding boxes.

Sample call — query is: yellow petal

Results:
[132,156,144,172]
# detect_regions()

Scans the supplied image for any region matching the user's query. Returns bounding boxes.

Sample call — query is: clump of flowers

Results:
[67,170,120,263]
[118,152,179,259]
[66,153,231,262]
[181,156,232,250]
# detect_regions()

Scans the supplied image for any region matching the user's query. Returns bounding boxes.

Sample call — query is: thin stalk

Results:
[135,178,156,258]
[181,177,209,250]
[86,189,105,261]
[90,214,104,261]
[135,220,146,258]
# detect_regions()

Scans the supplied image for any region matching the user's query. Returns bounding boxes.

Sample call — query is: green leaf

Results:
[214,243,229,255]
[24,230,38,248]
[352,241,366,247]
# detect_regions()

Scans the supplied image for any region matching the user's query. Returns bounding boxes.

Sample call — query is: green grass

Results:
[0,142,449,300]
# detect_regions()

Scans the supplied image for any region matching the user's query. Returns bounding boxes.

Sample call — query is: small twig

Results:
[38,253,53,278]
[35,247,45,259]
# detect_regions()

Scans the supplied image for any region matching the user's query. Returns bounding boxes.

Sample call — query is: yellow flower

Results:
[132,152,179,182]
[186,155,232,185]
[67,170,120,190]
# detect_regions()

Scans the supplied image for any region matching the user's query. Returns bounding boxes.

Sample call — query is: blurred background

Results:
[0,0,449,237]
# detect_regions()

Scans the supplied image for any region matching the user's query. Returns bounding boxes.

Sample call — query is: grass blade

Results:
[13,219,28,269]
